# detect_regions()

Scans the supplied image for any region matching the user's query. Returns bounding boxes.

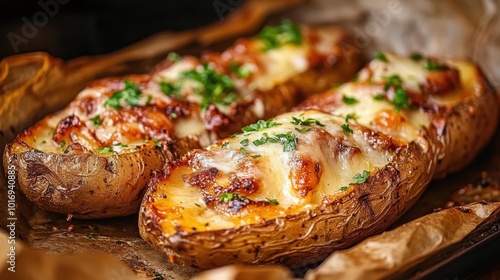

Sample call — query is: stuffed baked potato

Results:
[3,21,360,218]
[139,53,499,268]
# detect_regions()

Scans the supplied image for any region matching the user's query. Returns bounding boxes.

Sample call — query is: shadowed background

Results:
[0,0,243,60]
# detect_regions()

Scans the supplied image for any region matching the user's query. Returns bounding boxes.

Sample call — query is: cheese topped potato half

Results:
[3,21,361,218]
[139,53,499,269]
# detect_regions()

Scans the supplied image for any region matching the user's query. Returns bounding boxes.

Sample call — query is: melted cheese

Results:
[358,53,428,92]
[333,83,430,142]
[154,111,394,233]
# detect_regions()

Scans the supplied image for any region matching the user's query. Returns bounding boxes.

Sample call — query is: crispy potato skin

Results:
[431,66,499,178]
[138,59,499,269]
[4,144,167,219]
[139,130,435,268]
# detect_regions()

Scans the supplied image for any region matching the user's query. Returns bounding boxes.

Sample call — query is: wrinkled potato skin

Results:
[138,63,499,269]
[4,146,166,219]
[139,133,435,268]
[431,66,499,178]
[3,139,202,219]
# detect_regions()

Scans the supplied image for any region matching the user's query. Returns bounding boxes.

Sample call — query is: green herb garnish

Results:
[113,142,128,147]
[258,19,302,51]
[252,154,262,158]
[90,115,103,126]
[351,170,370,184]
[221,141,229,148]
[60,141,66,148]
[295,127,311,133]
[342,95,359,105]
[160,82,182,98]
[373,94,385,101]
[341,123,353,134]
[410,53,423,61]
[240,139,249,146]
[152,140,162,148]
[104,80,142,109]
[167,52,182,63]
[392,87,411,111]
[240,147,249,154]
[181,63,236,111]
[423,60,446,71]
[98,147,113,154]
[374,51,388,62]
[345,114,358,122]
[383,75,403,91]
[220,193,238,203]
[230,62,252,78]
[242,119,282,133]
[266,198,279,205]
[291,115,325,127]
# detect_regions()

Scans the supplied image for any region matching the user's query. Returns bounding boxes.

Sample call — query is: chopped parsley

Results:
[146,95,153,105]
[160,82,181,98]
[410,53,423,61]
[60,141,66,148]
[252,154,262,158]
[341,123,353,134]
[242,119,282,133]
[240,147,249,154]
[392,87,411,111]
[98,147,113,154]
[194,203,201,208]
[41,140,47,144]
[252,132,297,152]
[113,142,128,147]
[291,115,325,127]
[221,141,229,148]
[90,115,103,126]
[374,51,388,62]
[423,60,446,71]
[383,75,403,91]
[342,95,359,105]
[86,233,96,239]
[340,170,371,191]
[181,63,236,111]
[240,139,249,146]
[219,192,244,203]
[295,127,311,133]
[266,198,279,205]
[258,19,302,51]
[167,52,182,63]
[373,93,385,101]
[152,140,162,148]
[230,62,252,78]
[382,75,411,111]
[104,80,142,109]
[351,170,370,184]
[345,113,358,122]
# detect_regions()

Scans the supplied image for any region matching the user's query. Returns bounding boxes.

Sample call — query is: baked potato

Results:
[138,53,499,269]
[3,21,361,219]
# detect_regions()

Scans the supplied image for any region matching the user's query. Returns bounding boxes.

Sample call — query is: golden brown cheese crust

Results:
[4,23,361,219]
[139,54,499,268]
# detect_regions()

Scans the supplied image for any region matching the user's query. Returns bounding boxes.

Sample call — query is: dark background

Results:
[0,0,244,60]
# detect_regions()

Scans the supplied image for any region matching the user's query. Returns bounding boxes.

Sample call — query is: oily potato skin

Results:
[3,144,170,219]
[139,131,435,269]
[430,66,499,178]
[138,61,499,269]
[3,135,202,219]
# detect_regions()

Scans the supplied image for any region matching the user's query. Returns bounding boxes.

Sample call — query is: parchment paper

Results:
[1,0,499,279]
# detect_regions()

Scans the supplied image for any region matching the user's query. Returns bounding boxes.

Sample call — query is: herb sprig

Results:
[258,20,302,51]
